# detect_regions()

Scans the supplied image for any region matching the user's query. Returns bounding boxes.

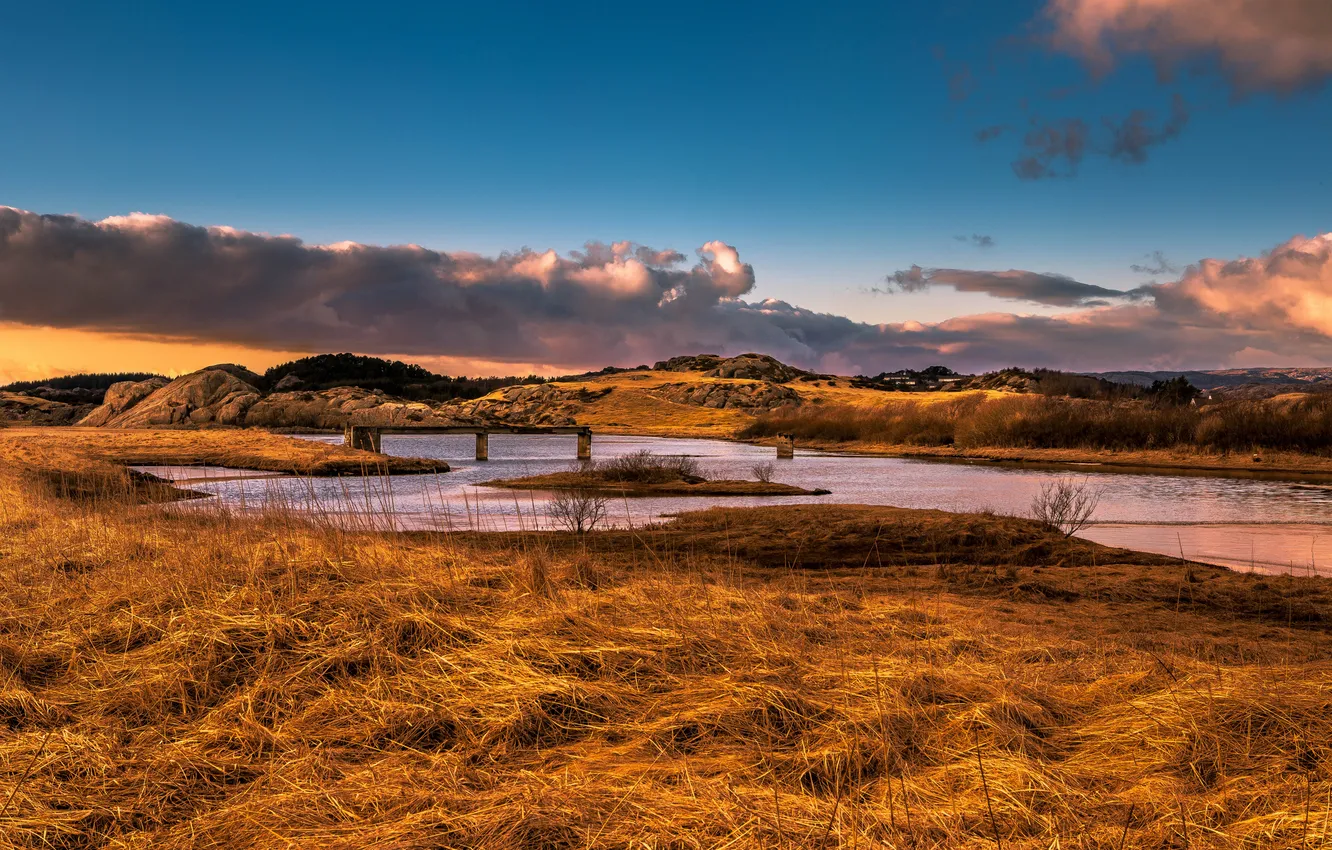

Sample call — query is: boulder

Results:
[650,381,801,411]
[82,370,260,428]
[0,393,92,426]
[244,386,474,430]
[460,384,612,426]
[78,377,170,426]
[198,363,265,386]
[272,373,305,391]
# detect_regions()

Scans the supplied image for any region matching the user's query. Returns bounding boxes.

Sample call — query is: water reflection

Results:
[147,434,1332,577]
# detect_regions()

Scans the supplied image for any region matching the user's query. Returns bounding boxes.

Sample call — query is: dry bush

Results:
[596,449,702,483]
[546,487,608,533]
[1030,477,1102,537]
[750,461,776,483]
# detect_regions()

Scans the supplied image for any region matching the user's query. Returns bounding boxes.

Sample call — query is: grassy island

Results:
[483,450,830,497]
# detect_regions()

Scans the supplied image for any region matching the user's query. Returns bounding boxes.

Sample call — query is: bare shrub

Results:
[1030,478,1102,537]
[596,450,701,483]
[547,488,608,534]
[750,461,776,483]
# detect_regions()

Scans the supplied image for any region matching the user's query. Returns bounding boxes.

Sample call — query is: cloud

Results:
[1012,117,1089,180]
[1130,250,1179,276]
[954,234,997,249]
[879,265,1141,307]
[4,207,1332,374]
[975,124,1008,143]
[1148,233,1332,337]
[1105,93,1189,163]
[982,1,1329,178]
[0,207,757,366]
[1012,95,1187,179]
[1046,0,1332,94]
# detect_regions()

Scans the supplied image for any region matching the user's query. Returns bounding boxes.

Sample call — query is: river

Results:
[136,434,1332,578]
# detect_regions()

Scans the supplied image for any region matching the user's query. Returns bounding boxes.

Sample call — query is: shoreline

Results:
[732,436,1332,482]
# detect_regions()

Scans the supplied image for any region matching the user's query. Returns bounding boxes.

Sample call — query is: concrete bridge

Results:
[344,424,592,461]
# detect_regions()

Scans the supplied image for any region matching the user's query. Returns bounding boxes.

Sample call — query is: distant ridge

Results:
[1087,368,1332,391]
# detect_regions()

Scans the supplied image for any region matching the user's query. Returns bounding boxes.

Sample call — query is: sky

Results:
[1,0,1331,381]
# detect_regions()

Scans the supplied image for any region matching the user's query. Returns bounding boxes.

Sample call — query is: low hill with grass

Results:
[263,353,546,401]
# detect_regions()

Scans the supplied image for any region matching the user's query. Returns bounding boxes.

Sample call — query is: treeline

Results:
[1,372,166,405]
[741,393,1332,454]
[1,372,164,394]
[263,353,548,401]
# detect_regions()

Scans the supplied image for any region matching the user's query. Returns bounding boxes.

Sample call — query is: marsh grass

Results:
[743,394,1332,455]
[1,441,1332,847]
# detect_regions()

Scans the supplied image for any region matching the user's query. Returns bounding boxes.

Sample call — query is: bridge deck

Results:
[343,423,592,458]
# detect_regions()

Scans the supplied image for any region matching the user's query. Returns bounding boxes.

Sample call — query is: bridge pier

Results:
[776,433,794,459]
[342,424,594,461]
[344,425,382,453]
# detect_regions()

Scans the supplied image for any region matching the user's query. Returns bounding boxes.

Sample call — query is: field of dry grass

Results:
[510,371,978,438]
[2,436,1332,847]
[0,427,445,487]
[744,395,1332,479]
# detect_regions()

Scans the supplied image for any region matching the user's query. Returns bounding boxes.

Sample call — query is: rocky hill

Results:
[0,393,94,426]
[81,372,257,428]
[653,353,808,383]
[63,354,817,435]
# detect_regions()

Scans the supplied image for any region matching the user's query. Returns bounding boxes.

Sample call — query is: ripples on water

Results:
[138,434,1332,577]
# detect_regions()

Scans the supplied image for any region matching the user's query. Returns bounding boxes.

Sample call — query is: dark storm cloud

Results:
[5,207,1332,374]
[879,265,1142,307]
[0,207,754,366]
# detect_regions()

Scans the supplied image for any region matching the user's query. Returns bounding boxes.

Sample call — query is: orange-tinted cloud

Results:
[1047,0,1332,93]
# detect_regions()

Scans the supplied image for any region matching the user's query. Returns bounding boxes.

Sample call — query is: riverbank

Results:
[741,393,1332,482]
[3,456,1331,847]
[762,437,1332,480]
[0,427,446,500]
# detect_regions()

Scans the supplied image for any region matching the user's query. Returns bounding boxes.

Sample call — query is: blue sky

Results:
[1,0,1331,376]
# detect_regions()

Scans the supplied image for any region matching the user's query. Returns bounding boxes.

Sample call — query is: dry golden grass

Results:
[505,371,981,438]
[2,446,1332,847]
[0,427,445,485]
[744,395,1332,479]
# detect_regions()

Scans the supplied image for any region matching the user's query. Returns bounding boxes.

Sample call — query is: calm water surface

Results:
[141,434,1332,577]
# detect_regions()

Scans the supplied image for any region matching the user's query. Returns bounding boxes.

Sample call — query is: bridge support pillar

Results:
[776,433,794,459]
[344,425,382,453]
[577,430,592,461]
[475,432,489,461]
